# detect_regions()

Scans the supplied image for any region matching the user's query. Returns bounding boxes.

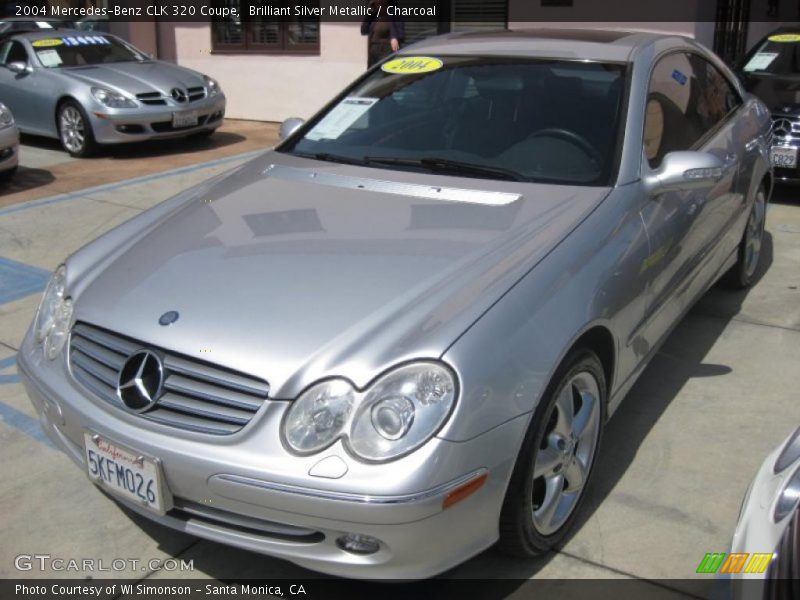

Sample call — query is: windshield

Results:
[743,34,800,76]
[280,56,627,186]
[31,35,145,68]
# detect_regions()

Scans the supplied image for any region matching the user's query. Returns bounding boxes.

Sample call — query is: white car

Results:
[726,427,800,596]
[0,102,18,180]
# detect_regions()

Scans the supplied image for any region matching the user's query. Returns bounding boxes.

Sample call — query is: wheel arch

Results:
[570,325,616,400]
[54,95,79,131]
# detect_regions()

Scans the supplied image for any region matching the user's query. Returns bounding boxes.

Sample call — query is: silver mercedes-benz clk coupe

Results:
[19,29,772,579]
[0,29,225,157]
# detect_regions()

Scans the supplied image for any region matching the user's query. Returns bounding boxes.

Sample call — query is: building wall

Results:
[155,22,367,123]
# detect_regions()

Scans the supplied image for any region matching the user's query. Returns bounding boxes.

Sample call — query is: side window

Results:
[1,41,29,65]
[687,54,742,126]
[644,53,740,168]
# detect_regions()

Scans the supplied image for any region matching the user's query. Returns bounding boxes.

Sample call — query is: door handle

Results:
[745,138,759,152]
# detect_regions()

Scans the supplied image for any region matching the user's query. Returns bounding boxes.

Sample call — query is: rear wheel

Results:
[498,349,606,555]
[58,101,97,157]
[726,185,767,289]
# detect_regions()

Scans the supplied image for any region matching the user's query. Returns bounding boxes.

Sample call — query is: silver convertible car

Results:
[0,29,225,156]
[19,30,771,578]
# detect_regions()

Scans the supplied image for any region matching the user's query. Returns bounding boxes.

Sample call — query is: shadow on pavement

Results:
[18,131,247,161]
[0,166,55,198]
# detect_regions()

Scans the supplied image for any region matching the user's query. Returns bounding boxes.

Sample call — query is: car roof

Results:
[6,28,99,41]
[403,28,670,62]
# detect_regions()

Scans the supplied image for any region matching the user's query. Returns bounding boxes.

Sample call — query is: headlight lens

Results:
[34,265,73,360]
[283,379,354,454]
[775,465,800,521]
[0,103,13,130]
[91,87,137,108]
[283,362,457,462]
[775,427,800,473]
[204,76,220,96]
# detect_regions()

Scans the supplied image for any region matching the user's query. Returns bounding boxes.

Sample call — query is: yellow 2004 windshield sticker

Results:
[382,56,443,75]
[768,33,800,43]
[32,39,64,48]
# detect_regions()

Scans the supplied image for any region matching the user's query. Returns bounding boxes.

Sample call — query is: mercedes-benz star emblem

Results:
[117,350,164,412]
[171,88,188,103]
[772,118,793,138]
[159,310,179,326]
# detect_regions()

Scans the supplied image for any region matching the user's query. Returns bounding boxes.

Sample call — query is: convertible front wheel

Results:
[58,101,98,158]
[498,348,606,556]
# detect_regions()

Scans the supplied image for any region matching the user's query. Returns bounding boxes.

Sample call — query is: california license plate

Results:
[172,110,198,128]
[83,432,168,514]
[770,146,797,169]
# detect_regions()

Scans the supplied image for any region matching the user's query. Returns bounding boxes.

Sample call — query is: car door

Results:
[0,39,57,136]
[637,51,739,349]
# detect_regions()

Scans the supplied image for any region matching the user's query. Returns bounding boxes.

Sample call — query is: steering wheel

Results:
[526,128,603,167]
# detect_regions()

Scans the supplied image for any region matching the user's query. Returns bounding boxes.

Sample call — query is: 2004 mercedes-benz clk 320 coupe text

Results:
[19,30,772,579]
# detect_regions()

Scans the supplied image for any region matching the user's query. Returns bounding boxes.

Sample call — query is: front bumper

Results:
[0,124,19,173]
[17,331,525,579]
[87,95,226,145]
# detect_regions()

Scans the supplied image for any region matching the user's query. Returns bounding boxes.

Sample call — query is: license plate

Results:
[770,146,797,169]
[83,432,168,514]
[172,110,198,128]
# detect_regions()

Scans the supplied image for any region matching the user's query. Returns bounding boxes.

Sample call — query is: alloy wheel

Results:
[60,106,86,154]
[744,190,766,280]
[531,370,601,535]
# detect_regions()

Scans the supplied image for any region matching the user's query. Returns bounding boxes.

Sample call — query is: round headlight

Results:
[349,363,455,461]
[34,265,73,360]
[775,465,800,521]
[35,265,66,343]
[282,362,457,463]
[283,379,354,454]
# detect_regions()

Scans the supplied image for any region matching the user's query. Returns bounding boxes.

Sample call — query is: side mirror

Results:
[279,117,304,140]
[644,151,724,196]
[7,61,30,74]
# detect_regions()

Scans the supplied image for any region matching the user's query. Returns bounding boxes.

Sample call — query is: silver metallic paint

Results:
[19,32,772,578]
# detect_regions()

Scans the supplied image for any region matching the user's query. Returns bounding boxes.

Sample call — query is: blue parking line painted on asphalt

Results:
[0,148,265,217]
[0,399,56,449]
[0,355,20,385]
[0,355,55,448]
[0,257,51,304]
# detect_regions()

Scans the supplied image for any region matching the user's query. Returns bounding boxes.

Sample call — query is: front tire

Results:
[726,185,767,289]
[58,101,98,158]
[498,348,606,556]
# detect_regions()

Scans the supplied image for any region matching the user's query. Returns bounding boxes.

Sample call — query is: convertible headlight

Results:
[0,103,13,130]
[775,427,800,473]
[283,362,457,462]
[34,265,73,360]
[203,76,221,96]
[91,87,137,109]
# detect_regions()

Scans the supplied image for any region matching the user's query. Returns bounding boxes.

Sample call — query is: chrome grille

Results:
[187,86,206,102]
[136,92,167,106]
[69,322,269,435]
[771,116,800,141]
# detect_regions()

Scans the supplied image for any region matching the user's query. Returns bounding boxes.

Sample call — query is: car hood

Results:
[62,60,204,95]
[742,73,800,114]
[72,153,610,397]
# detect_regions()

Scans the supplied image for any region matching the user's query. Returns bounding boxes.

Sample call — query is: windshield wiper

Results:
[363,156,525,181]
[292,151,368,166]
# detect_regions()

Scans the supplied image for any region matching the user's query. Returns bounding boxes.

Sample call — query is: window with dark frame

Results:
[211,1,320,54]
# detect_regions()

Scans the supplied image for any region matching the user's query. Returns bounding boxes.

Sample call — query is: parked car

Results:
[738,26,800,182]
[0,102,19,180]
[0,18,74,34]
[0,29,225,157]
[725,427,800,597]
[18,29,772,579]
